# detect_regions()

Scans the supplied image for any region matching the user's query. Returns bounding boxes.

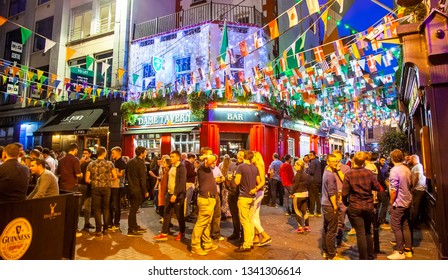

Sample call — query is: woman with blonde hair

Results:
[250,151,272,246]
[291,158,311,233]
[156,155,171,220]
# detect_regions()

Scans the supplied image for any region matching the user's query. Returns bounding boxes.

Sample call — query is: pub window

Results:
[134,134,161,152]
[34,16,54,52]
[368,127,374,139]
[172,132,200,154]
[175,56,191,86]
[9,0,26,17]
[4,28,21,63]
[70,4,92,41]
[0,127,14,146]
[287,138,295,157]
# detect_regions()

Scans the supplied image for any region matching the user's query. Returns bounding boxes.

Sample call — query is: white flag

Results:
[44,39,56,53]
[306,0,320,15]
[102,62,110,76]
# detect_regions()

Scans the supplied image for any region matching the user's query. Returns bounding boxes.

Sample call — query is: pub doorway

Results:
[219,133,249,158]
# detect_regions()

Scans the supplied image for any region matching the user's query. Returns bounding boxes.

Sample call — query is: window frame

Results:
[34,16,54,52]
[9,0,26,17]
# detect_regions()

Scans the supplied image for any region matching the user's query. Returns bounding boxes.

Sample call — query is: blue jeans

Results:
[283,185,292,213]
[322,205,338,258]
[269,179,283,206]
[348,207,374,260]
[91,187,111,232]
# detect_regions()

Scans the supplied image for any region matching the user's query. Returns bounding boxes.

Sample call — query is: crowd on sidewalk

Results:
[0,141,427,260]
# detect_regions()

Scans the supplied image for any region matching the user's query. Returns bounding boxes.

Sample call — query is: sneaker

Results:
[285,211,291,216]
[76,231,83,238]
[390,240,397,246]
[338,241,352,249]
[81,227,90,232]
[316,213,322,217]
[136,226,147,232]
[84,223,95,229]
[322,252,328,259]
[328,254,347,260]
[304,226,311,232]
[380,223,391,230]
[227,234,240,241]
[127,230,143,237]
[92,231,102,237]
[109,225,120,231]
[174,233,185,241]
[258,237,272,247]
[295,227,304,234]
[387,250,405,260]
[191,247,208,256]
[404,249,413,258]
[204,244,219,252]
[308,213,315,217]
[154,233,168,241]
[348,228,356,236]
[234,246,251,253]
[213,236,225,241]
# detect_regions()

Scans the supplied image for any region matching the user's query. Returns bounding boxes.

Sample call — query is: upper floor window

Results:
[142,63,156,89]
[368,128,374,139]
[34,16,53,52]
[38,0,51,5]
[175,56,191,86]
[9,0,26,17]
[98,1,115,33]
[70,4,92,41]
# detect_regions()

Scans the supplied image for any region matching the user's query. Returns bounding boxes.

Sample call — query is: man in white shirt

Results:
[409,155,426,226]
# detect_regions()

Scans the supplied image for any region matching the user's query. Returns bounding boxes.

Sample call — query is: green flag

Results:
[132,73,139,85]
[86,55,94,70]
[218,22,228,64]
[21,27,33,44]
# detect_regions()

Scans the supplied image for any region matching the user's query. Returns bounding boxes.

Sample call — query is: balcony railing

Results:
[134,1,263,40]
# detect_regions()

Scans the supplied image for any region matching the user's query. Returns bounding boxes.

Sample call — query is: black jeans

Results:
[109,188,122,227]
[269,179,283,206]
[322,205,338,258]
[211,194,222,239]
[411,190,425,226]
[377,190,389,224]
[128,190,142,231]
[228,190,241,236]
[309,183,322,214]
[91,187,111,232]
[348,207,375,260]
[162,194,185,234]
[293,197,309,227]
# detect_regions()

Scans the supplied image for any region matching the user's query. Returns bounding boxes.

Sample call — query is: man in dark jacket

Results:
[308,151,322,216]
[125,146,149,236]
[154,150,187,242]
[0,144,30,203]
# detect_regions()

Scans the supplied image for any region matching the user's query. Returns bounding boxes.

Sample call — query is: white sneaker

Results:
[404,250,413,258]
[387,250,405,260]
[76,232,83,238]
[347,228,356,236]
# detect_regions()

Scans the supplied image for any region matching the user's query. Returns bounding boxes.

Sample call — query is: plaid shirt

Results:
[342,167,381,210]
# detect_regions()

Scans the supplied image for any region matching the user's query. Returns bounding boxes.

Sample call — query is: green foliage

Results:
[187,91,208,120]
[287,105,323,127]
[379,130,409,156]
[402,3,428,23]
[120,100,139,125]
[303,112,324,128]
[236,91,253,105]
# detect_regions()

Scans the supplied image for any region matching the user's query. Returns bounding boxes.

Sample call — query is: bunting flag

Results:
[227,48,236,64]
[268,19,280,39]
[225,75,232,100]
[383,54,392,67]
[37,70,44,81]
[287,6,298,28]
[350,44,361,60]
[254,32,262,49]
[0,16,7,26]
[132,73,139,85]
[51,74,57,84]
[86,55,94,70]
[215,76,221,88]
[197,67,204,80]
[336,0,344,13]
[239,41,249,57]
[370,39,382,51]
[44,39,56,53]
[117,68,126,81]
[367,55,377,72]
[101,62,110,76]
[296,53,305,68]
[209,61,214,76]
[313,46,325,62]
[321,9,329,33]
[21,27,33,44]
[66,47,76,61]
[218,21,228,65]
[333,40,346,57]
[306,0,320,15]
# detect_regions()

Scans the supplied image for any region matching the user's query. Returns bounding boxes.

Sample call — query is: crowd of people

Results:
[0,142,427,260]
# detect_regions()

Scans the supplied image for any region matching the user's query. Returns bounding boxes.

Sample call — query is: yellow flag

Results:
[0,16,7,26]
[66,47,76,61]
[117,68,125,81]
[268,19,279,39]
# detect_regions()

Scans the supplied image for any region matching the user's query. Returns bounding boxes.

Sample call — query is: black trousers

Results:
[162,194,185,234]
[228,190,241,236]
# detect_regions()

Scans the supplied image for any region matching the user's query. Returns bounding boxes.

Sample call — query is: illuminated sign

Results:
[133,110,199,126]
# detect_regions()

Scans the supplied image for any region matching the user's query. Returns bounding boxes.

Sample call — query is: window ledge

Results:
[66,30,114,47]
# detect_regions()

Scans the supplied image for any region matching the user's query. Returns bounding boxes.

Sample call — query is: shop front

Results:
[123,105,280,167]
[281,119,326,158]
[329,128,348,153]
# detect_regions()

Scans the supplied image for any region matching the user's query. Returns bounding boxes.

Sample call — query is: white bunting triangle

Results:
[44,39,56,53]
